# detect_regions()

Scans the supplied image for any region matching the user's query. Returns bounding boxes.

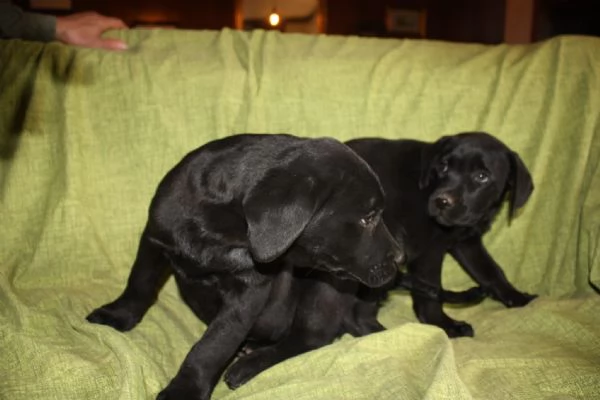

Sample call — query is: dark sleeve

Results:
[0,0,56,42]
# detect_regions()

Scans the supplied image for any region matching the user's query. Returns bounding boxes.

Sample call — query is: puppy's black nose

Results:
[435,193,454,210]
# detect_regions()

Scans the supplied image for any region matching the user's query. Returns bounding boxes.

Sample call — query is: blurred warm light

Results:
[268,10,280,26]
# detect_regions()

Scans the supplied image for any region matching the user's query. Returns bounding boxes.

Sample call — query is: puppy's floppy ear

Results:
[508,151,534,219]
[419,136,454,189]
[244,172,326,263]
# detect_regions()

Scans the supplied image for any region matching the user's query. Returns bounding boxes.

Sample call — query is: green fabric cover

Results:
[1,29,599,399]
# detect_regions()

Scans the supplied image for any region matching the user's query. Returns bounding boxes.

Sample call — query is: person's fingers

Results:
[94,17,128,50]
[93,38,128,51]
[102,17,128,30]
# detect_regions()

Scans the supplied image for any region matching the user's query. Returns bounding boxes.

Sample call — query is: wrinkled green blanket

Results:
[1,29,599,400]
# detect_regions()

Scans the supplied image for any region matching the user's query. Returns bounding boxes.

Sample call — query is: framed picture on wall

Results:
[385,8,426,37]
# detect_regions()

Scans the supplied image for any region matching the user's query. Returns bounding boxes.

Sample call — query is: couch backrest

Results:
[1,29,599,295]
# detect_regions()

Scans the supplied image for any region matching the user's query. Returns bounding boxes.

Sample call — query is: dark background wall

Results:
[325,0,506,44]
[73,0,236,30]
[17,0,237,29]
[16,0,600,44]
[534,0,600,41]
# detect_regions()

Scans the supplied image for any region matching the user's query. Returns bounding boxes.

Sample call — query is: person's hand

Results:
[55,12,128,51]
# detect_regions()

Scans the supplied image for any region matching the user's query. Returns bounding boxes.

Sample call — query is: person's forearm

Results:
[0,1,128,50]
[0,0,56,42]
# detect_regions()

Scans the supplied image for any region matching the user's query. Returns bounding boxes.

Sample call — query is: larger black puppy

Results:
[86,134,405,400]
[346,132,536,337]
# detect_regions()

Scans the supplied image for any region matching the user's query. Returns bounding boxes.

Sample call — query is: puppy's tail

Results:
[439,286,488,304]
[396,273,487,305]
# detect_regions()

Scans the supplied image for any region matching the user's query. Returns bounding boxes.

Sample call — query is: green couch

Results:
[1,28,599,400]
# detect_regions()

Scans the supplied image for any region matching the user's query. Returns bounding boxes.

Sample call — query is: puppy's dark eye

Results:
[473,171,490,184]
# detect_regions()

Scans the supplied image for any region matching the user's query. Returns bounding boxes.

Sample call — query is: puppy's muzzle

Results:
[434,192,456,210]
[429,192,464,226]
[366,259,398,288]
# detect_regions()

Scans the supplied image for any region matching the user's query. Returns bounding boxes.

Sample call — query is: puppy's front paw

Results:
[493,290,537,308]
[157,377,208,400]
[442,320,474,338]
[156,385,200,400]
[224,354,263,390]
[86,303,141,332]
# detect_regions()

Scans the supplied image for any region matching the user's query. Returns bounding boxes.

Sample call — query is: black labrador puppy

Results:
[345,132,537,337]
[86,133,405,400]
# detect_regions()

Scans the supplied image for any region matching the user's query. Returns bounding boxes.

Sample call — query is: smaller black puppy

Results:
[86,134,404,400]
[346,132,536,337]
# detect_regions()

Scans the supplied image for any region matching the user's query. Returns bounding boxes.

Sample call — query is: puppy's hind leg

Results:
[87,227,171,331]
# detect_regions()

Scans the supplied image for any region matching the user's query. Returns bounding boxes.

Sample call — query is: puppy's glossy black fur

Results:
[86,133,405,400]
[346,132,537,337]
